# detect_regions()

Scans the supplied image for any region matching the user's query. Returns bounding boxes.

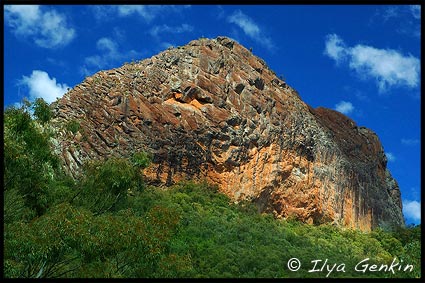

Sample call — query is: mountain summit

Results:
[52,36,404,231]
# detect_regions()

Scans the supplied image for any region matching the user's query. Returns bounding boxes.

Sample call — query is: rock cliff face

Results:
[51,36,404,231]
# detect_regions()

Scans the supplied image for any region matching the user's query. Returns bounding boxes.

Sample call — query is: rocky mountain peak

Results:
[51,36,404,231]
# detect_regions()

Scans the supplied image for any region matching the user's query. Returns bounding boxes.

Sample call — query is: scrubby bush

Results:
[65,119,80,134]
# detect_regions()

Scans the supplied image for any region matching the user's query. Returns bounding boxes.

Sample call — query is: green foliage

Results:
[371,228,403,256]
[387,225,421,278]
[3,104,421,278]
[72,157,144,215]
[4,104,60,217]
[32,98,52,124]
[65,119,80,134]
[5,175,422,279]
[122,182,420,279]
[131,151,152,169]
[4,203,180,278]
[391,224,421,245]
[3,187,35,224]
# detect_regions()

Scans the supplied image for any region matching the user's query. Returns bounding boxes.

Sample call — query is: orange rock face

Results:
[51,36,404,231]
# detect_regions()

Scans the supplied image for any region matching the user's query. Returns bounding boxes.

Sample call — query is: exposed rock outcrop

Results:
[51,36,404,231]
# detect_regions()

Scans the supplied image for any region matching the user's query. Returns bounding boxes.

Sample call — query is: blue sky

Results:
[3,5,421,225]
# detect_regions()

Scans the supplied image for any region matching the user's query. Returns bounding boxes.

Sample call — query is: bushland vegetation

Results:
[3,99,421,278]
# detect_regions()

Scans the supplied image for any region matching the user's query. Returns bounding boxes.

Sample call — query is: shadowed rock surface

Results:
[51,36,404,231]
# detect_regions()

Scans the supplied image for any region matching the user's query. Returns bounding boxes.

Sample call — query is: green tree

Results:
[32,98,52,124]
[72,157,144,215]
[4,104,60,218]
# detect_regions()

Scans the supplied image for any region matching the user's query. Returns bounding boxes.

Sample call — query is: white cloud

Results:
[117,5,157,21]
[83,37,142,75]
[150,24,193,37]
[324,34,348,63]
[20,70,69,103]
[380,6,399,21]
[228,10,260,38]
[5,5,75,48]
[385,152,396,162]
[227,10,275,50]
[324,34,420,92]
[409,5,421,20]
[401,138,420,146]
[92,5,191,22]
[378,6,420,22]
[90,6,113,21]
[4,5,40,33]
[96,37,118,53]
[335,101,354,115]
[403,200,421,222]
[349,45,420,92]
[372,6,420,38]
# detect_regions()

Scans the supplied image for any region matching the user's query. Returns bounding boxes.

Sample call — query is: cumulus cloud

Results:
[324,34,420,92]
[150,24,193,37]
[349,45,420,92]
[227,10,274,50]
[401,138,420,146]
[5,5,75,48]
[403,200,421,223]
[20,70,69,103]
[83,37,142,75]
[385,152,396,162]
[335,101,354,115]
